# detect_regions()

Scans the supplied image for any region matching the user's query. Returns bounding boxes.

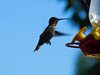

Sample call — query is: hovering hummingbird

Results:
[34,17,69,52]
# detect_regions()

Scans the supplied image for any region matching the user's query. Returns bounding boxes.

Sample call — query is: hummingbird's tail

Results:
[34,45,41,52]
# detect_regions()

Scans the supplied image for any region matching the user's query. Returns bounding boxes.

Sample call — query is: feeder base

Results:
[86,54,100,58]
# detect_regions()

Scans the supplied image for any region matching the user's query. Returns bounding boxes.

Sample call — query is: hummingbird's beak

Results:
[59,18,70,20]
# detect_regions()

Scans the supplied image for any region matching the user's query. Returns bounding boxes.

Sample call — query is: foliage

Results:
[59,0,91,28]
[76,55,100,75]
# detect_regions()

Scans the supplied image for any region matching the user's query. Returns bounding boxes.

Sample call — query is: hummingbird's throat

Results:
[49,25,56,29]
[51,23,57,26]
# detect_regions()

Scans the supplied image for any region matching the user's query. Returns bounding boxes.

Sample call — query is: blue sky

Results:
[0,0,82,75]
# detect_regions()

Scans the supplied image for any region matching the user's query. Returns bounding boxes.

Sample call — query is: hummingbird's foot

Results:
[46,41,51,45]
[48,41,51,45]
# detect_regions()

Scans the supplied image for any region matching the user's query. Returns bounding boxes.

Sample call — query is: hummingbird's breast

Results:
[47,25,55,35]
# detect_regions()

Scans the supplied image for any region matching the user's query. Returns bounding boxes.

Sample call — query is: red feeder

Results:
[80,34,100,58]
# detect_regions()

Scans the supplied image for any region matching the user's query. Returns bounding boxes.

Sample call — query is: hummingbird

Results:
[34,17,69,52]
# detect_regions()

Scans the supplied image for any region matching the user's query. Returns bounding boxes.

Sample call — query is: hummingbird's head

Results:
[49,17,59,25]
[49,17,69,26]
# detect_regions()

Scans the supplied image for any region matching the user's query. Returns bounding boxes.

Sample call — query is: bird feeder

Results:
[66,26,100,58]
[66,0,100,58]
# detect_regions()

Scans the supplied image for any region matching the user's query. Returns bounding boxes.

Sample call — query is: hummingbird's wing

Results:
[54,30,70,37]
